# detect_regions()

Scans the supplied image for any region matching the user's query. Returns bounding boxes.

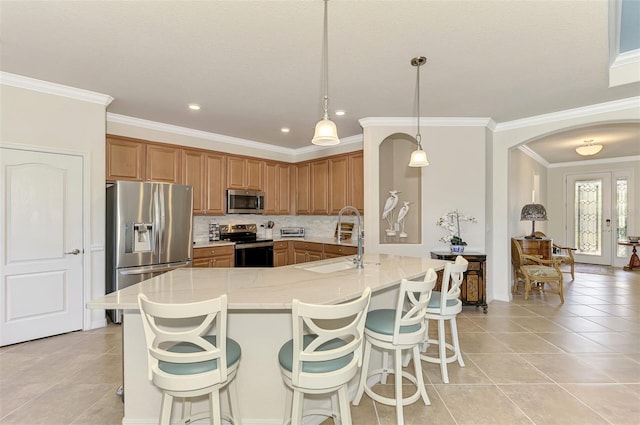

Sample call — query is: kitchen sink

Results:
[298,260,361,274]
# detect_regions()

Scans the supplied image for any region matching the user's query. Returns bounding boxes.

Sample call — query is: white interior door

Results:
[567,172,613,265]
[0,148,84,346]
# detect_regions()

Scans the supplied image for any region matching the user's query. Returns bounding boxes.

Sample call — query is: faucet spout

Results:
[338,206,364,269]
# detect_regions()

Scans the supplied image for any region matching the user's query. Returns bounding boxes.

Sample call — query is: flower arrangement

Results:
[437,210,477,246]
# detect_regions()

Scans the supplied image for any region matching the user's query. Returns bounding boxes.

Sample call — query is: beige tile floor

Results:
[1,265,638,424]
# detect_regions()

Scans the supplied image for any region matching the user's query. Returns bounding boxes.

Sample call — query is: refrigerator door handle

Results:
[119,261,191,276]
[159,185,165,256]
[153,184,161,256]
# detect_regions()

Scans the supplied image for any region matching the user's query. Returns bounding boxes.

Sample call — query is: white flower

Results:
[436,210,476,245]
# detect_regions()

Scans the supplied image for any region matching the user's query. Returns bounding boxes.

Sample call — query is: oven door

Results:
[235,242,274,267]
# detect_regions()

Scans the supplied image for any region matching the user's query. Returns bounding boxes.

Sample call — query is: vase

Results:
[450,245,465,254]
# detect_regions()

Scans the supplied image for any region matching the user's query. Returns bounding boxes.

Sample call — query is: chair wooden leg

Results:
[558,277,564,303]
[438,319,448,384]
[570,263,575,280]
[524,278,532,300]
[352,339,371,405]
[227,379,241,424]
[394,348,404,425]
[209,390,222,425]
[450,317,465,368]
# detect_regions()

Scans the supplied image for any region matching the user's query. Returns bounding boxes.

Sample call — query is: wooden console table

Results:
[513,237,552,262]
[430,251,487,313]
[618,241,640,271]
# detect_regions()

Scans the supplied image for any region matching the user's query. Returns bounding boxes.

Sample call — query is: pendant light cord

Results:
[415,60,422,146]
[322,0,329,120]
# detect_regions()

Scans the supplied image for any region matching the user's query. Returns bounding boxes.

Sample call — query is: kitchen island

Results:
[88,253,448,424]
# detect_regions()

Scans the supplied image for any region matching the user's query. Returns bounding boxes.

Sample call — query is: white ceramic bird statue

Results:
[382,190,400,219]
[396,201,411,225]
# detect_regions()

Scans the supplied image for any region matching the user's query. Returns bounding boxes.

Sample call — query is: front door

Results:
[566,172,613,265]
[0,148,84,346]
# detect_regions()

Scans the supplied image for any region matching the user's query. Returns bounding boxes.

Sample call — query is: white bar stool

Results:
[421,256,468,384]
[278,287,371,425]
[353,270,437,424]
[138,293,242,425]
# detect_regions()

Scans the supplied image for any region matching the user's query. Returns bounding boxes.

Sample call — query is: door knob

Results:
[65,249,81,255]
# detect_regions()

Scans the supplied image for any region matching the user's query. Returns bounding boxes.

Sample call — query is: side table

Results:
[430,251,488,313]
[618,241,640,271]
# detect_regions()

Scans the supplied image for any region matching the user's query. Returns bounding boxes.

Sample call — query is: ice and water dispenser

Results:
[125,223,154,253]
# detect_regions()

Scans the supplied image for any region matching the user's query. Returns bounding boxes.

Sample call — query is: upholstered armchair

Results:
[511,238,564,303]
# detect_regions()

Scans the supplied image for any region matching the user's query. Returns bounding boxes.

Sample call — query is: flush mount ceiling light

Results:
[311,0,339,146]
[408,56,429,167]
[188,104,201,111]
[576,139,603,156]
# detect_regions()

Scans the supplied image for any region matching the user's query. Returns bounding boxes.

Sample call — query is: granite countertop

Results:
[87,253,447,311]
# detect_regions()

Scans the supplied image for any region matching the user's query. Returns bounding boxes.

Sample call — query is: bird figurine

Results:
[382,190,400,236]
[396,201,412,238]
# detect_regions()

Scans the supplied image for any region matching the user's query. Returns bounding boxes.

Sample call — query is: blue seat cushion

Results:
[278,334,353,373]
[427,291,458,308]
[365,309,421,334]
[158,336,241,375]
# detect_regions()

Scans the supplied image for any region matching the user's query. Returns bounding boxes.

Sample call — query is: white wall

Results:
[0,83,110,329]
[509,149,549,238]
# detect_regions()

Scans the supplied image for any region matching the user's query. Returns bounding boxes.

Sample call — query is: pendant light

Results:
[311,0,340,146]
[408,56,429,167]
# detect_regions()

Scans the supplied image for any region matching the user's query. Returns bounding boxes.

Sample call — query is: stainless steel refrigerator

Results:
[106,181,193,323]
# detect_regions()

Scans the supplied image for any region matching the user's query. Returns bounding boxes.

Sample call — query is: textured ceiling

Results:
[1,0,638,162]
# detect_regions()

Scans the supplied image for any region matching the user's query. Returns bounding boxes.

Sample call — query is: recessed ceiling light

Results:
[335,110,346,116]
[188,104,201,111]
[281,127,290,133]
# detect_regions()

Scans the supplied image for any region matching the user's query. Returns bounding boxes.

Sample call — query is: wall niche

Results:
[378,133,422,244]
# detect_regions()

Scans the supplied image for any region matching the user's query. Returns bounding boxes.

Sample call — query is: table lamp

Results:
[520,203,547,239]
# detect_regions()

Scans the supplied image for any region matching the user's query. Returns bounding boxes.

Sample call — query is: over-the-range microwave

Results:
[226,189,265,214]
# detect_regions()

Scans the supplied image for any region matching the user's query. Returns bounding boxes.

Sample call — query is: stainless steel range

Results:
[220,224,274,267]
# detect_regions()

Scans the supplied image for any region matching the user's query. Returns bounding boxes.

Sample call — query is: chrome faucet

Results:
[337,206,364,269]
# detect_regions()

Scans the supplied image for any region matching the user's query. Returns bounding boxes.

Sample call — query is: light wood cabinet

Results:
[182,150,226,215]
[193,245,235,268]
[292,241,324,264]
[106,136,145,182]
[227,156,263,190]
[204,153,226,215]
[273,240,290,267]
[323,244,358,259]
[263,162,291,215]
[329,156,349,214]
[295,163,311,214]
[348,151,364,213]
[146,144,181,183]
[310,160,329,214]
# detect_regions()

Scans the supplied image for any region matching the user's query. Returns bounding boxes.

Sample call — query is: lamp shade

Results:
[408,148,429,167]
[311,119,340,146]
[520,203,548,221]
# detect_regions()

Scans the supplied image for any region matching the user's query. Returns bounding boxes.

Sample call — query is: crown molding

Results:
[518,145,550,167]
[359,117,494,128]
[547,155,640,169]
[293,134,363,155]
[494,97,640,132]
[0,72,113,106]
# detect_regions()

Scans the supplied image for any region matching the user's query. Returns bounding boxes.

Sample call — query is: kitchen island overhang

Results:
[88,253,449,424]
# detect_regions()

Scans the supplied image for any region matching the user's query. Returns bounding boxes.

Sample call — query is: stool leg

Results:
[438,319,449,384]
[159,393,173,425]
[450,317,465,368]
[291,390,304,425]
[228,379,241,424]
[381,351,389,384]
[337,385,352,425]
[394,348,404,425]
[181,399,191,422]
[282,388,292,425]
[208,390,222,425]
[412,345,430,405]
[352,339,371,405]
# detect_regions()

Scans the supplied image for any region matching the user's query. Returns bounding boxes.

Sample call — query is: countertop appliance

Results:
[106,181,193,323]
[220,223,273,267]
[280,227,305,238]
[226,189,265,214]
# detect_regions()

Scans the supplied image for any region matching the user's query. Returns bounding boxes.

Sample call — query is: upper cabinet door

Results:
[329,156,349,214]
[295,163,311,215]
[227,156,263,190]
[146,144,182,183]
[310,159,329,215]
[348,151,364,214]
[204,153,226,215]
[106,136,145,182]
[263,161,278,214]
[277,163,291,215]
[182,149,205,213]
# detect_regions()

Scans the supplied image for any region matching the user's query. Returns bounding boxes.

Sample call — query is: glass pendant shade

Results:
[311,118,340,146]
[408,147,429,167]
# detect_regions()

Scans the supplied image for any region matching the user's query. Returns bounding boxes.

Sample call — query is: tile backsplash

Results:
[193,214,364,242]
